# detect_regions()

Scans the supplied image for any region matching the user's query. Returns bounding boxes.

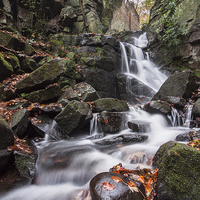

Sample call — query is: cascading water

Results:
[1,33,193,200]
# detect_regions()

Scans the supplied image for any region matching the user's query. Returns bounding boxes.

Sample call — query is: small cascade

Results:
[90,113,100,135]
[184,104,193,127]
[119,32,167,104]
[168,107,184,127]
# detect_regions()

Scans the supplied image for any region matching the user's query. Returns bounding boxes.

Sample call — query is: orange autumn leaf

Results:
[137,175,145,184]
[102,182,115,191]
[112,176,121,183]
[105,119,108,123]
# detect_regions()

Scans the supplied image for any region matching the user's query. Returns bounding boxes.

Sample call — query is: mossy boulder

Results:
[143,100,171,116]
[93,98,129,112]
[152,70,198,101]
[0,117,14,150]
[23,85,62,104]
[153,141,200,200]
[0,31,36,56]
[8,108,29,138]
[54,100,92,135]
[0,52,14,82]
[15,59,64,93]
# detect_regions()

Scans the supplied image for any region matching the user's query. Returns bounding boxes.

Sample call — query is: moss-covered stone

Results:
[153,141,200,200]
[6,52,20,71]
[24,85,62,103]
[152,69,198,101]
[15,59,64,93]
[54,100,92,135]
[93,98,129,112]
[0,52,14,82]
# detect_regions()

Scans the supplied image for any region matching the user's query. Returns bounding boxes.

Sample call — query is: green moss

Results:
[154,141,200,199]
[0,53,13,72]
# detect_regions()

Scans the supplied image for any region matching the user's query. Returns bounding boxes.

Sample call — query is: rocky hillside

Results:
[147,0,200,75]
[0,0,139,38]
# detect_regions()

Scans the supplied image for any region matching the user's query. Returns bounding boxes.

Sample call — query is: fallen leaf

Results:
[105,119,108,123]
[112,176,121,183]
[102,182,115,191]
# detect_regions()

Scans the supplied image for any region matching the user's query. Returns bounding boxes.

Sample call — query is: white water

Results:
[0,33,194,200]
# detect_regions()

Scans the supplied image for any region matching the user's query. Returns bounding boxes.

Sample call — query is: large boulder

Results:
[8,108,29,138]
[54,100,92,135]
[93,98,129,113]
[90,172,145,200]
[153,141,200,200]
[0,117,14,150]
[15,59,64,93]
[152,70,198,101]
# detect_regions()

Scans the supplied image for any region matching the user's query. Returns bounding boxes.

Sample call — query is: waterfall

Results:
[1,33,194,200]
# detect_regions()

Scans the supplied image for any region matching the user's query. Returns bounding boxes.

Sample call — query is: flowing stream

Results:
[1,33,194,200]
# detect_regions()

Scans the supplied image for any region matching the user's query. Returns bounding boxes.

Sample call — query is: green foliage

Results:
[156,0,188,47]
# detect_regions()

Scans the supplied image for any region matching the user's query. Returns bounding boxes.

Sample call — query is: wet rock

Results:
[0,117,14,150]
[153,141,200,200]
[116,74,156,104]
[73,82,100,102]
[30,114,66,140]
[0,149,13,172]
[42,104,62,118]
[55,100,92,135]
[143,100,171,115]
[95,134,148,145]
[90,172,145,200]
[23,84,62,104]
[99,111,127,133]
[152,70,198,101]
[128,120,151,133]
[15,58,64,93]
[8,108,29,138]
[175,133,191,142]
[14,153,36,178]
[192,98,200,117]
[163,96,187,109]
[93,98,129,113]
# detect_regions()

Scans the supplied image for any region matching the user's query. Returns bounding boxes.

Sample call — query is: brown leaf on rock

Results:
[111,176,121,183]
[102,182,115,191]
